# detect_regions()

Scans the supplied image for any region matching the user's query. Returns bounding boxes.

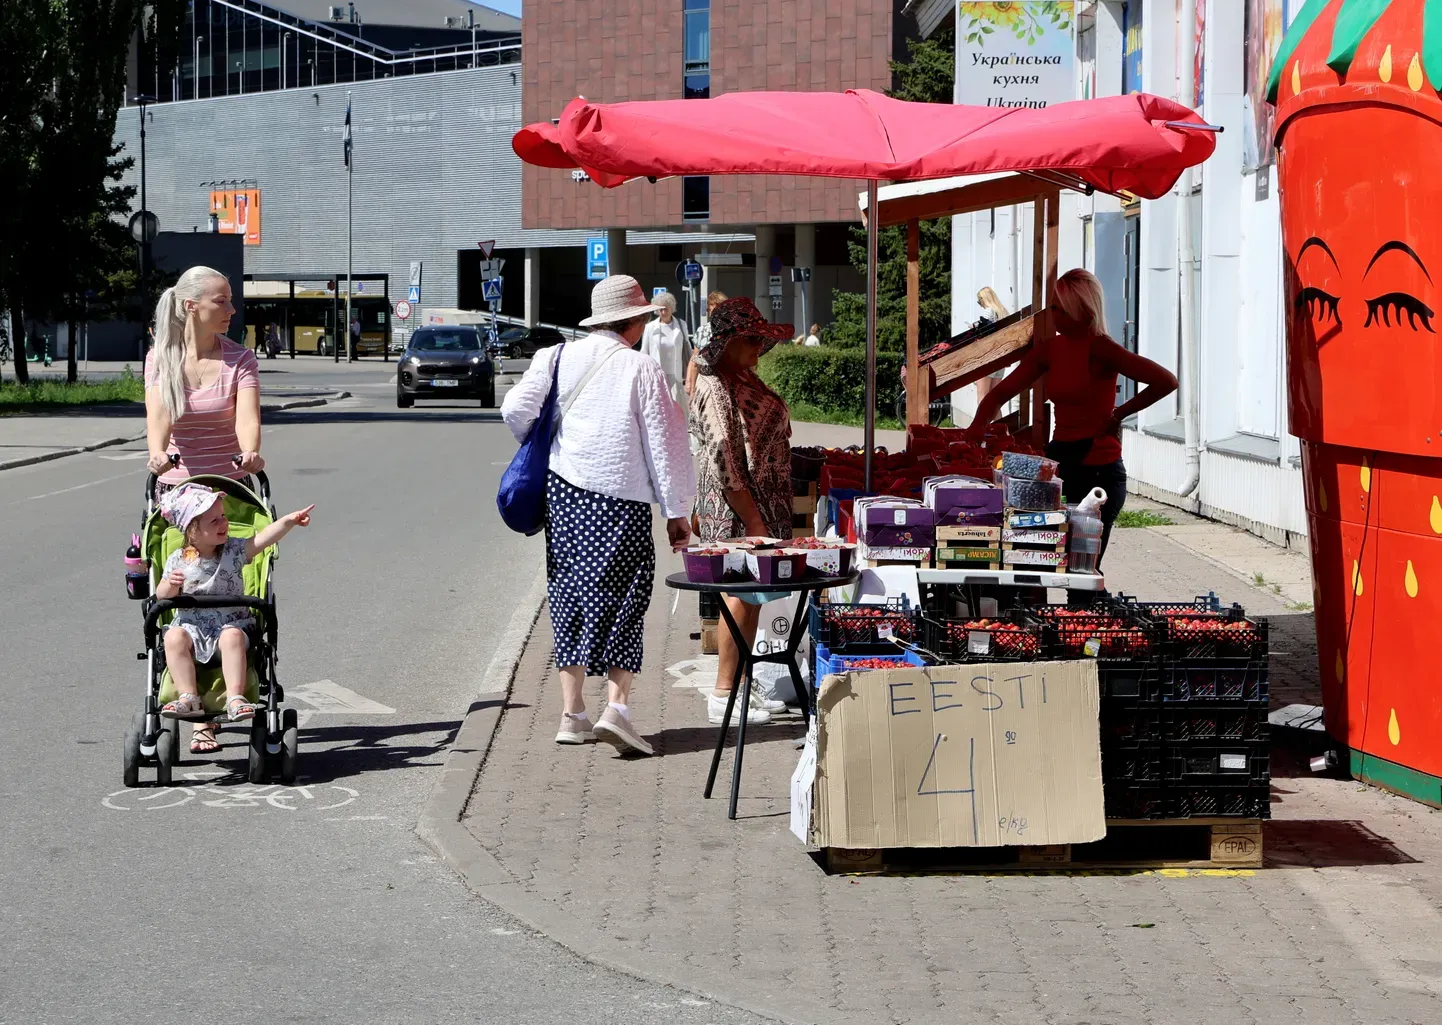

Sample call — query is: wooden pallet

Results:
[822,818,1264,874]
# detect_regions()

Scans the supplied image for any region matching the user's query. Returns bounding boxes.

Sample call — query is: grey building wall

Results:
[112,64,588,321]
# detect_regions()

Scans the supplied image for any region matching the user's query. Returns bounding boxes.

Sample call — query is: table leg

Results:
[704,599,748,801]
[729,656,753,820]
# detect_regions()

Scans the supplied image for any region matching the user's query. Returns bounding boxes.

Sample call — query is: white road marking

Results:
[102,780,359,812]
[666,656,718,689]
[289,679,396,714]
[13,469,139,505]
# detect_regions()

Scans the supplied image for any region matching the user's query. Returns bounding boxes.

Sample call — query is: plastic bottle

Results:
[1067,488,1107,574]
[125,534,149,599]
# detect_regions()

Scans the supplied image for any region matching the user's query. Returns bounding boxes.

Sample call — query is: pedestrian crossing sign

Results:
[407,285,420,304]
[482,278,503,303]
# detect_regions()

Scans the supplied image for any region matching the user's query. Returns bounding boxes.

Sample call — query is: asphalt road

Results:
[0,367,772,1024]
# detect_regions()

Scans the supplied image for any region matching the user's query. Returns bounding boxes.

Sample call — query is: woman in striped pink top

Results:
[145,266,264,498]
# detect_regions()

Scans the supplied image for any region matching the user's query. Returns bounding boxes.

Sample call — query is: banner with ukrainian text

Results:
[954,2,1076,110]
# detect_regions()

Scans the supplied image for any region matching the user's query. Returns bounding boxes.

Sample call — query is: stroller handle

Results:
[144,455,272,511]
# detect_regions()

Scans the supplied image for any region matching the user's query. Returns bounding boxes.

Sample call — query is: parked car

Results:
[491,324,567,360]
[397,326,497,407]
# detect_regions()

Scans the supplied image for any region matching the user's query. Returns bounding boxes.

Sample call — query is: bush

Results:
[758,345,903,420]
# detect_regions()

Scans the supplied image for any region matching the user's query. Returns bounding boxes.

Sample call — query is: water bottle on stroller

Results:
[125,534,149,599]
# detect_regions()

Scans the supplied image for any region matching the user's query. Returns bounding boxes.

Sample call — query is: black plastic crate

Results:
[1111,593,1224,617]
[1101,741,1165,783]
[1164,741,1271,785]
[1161,704,1270,743]
[1166,785,1272,819]
[1099,663,1162,702]
[1100,703,1163,744]
[1029,606,1160,661]
[921,612,1046,662]
[809,599,918,647]
[1159,660,1268,703]
[1104,784,1169,819]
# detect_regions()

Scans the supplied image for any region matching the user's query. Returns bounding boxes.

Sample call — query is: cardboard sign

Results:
[810,660,1104,849]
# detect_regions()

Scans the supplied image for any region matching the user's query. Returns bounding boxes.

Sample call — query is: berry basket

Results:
[809,599,918,647]
[921,612,1047,662]
[813,642,926,683]
[1030,606,1160,660]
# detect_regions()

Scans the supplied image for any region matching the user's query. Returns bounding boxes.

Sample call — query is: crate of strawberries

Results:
[1031,606,1158,660]
[922,613,1045,662]
[809,599,918,648]
[813,643,927,683]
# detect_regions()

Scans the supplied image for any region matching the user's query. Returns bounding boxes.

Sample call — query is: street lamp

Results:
[194,36,205,99]
[283,31,292,88]
[130,95,157,359]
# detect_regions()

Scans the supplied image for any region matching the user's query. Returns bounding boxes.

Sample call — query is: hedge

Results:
[757,345,903,419]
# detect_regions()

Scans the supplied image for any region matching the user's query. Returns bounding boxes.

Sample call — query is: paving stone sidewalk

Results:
[461,524,1442,1025]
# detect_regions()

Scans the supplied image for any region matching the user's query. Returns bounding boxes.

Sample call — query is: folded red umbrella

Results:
[514,88,1215,198]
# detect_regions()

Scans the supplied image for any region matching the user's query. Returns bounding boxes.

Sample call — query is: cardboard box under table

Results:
[802,659,1106,852]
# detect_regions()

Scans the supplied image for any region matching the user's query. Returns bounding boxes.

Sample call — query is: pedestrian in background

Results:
[639,291,691,408]
[685,289,729,398]
[690,297,795,725]
[803,323,822,347]
[501,275,695,756]
[265,322,282,359]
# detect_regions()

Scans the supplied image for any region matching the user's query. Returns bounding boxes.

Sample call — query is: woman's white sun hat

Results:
[578,274,661,327]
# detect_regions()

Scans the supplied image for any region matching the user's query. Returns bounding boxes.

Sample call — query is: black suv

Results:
[397,326,497,407]
[491,324,567,360]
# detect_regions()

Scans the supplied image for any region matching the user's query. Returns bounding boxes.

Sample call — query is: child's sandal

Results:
[161,693,206,720]
[225,696,260,722]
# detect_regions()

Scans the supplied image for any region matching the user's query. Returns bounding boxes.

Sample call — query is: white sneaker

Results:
[707,691,772,725]
[750,691,788,713]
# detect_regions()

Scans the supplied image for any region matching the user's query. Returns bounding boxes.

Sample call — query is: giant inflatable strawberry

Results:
[1272,0,1442,802]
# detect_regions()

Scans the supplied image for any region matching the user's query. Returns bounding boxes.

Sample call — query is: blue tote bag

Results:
[496,346,564,535]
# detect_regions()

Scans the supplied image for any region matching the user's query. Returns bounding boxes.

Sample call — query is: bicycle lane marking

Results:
[102,771,359,813]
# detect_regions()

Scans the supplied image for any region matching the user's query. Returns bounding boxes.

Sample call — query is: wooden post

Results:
[905,218,925,426]
[1039,191,1060,449]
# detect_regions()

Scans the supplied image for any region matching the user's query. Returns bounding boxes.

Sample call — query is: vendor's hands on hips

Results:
[236,450,265,474]
[148,451,174,474]
[666,516,691,551]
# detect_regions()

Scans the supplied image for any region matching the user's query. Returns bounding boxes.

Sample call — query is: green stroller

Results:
[122,464,298,786]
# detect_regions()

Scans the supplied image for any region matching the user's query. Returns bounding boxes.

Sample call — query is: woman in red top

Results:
[965,269,1177,567]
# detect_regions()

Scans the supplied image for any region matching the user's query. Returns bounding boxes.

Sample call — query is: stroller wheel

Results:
[165,720,183,766]
[247,715,269,784]
[122,727,142,788]
[279,708,299,785]
[155,729,174,787]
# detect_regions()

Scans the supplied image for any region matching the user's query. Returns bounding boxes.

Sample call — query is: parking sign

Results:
[587,237,609,280]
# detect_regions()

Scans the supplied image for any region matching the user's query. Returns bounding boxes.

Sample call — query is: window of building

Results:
[684,0,710,76]
[682,1,711,221]
[683,176,710,222]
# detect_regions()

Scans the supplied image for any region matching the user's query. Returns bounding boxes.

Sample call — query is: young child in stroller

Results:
[155,483,314,745]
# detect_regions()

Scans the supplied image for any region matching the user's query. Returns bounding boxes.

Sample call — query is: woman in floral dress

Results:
[689,297,795,725]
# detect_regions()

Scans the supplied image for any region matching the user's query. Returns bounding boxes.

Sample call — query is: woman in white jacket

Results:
[638,290,691,407]
[500,275,695,757]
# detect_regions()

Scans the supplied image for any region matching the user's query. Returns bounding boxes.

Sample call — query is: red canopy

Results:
[514,89,1215,198]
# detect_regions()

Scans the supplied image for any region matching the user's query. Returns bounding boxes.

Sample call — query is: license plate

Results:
[430,378,459,387]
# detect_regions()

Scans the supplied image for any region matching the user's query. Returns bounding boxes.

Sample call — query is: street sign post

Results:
[684,261,703,282]
[394,299,412,320]
[587,237,609,280]
[479,258,505,281]
[482,278,504,303]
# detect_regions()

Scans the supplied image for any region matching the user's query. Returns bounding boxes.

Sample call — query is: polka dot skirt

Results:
[544,471,655,676]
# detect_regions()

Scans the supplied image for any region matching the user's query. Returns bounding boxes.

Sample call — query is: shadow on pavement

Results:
[655,722,806,757]
[270,408,503,425]
[1265,819,1420,868]
[1,402,144,419]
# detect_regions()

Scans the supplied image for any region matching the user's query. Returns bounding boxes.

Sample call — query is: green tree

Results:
[828,27,955,356]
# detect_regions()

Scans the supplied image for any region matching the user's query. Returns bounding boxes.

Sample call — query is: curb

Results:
[260,389,350,413]
[416,566,546,888]
[0,391,351,473]
[415,560,814,1025]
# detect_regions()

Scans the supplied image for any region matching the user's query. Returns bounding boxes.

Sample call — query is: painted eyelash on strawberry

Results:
[1364,293,1435,333]
[1296,286,1342,324]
